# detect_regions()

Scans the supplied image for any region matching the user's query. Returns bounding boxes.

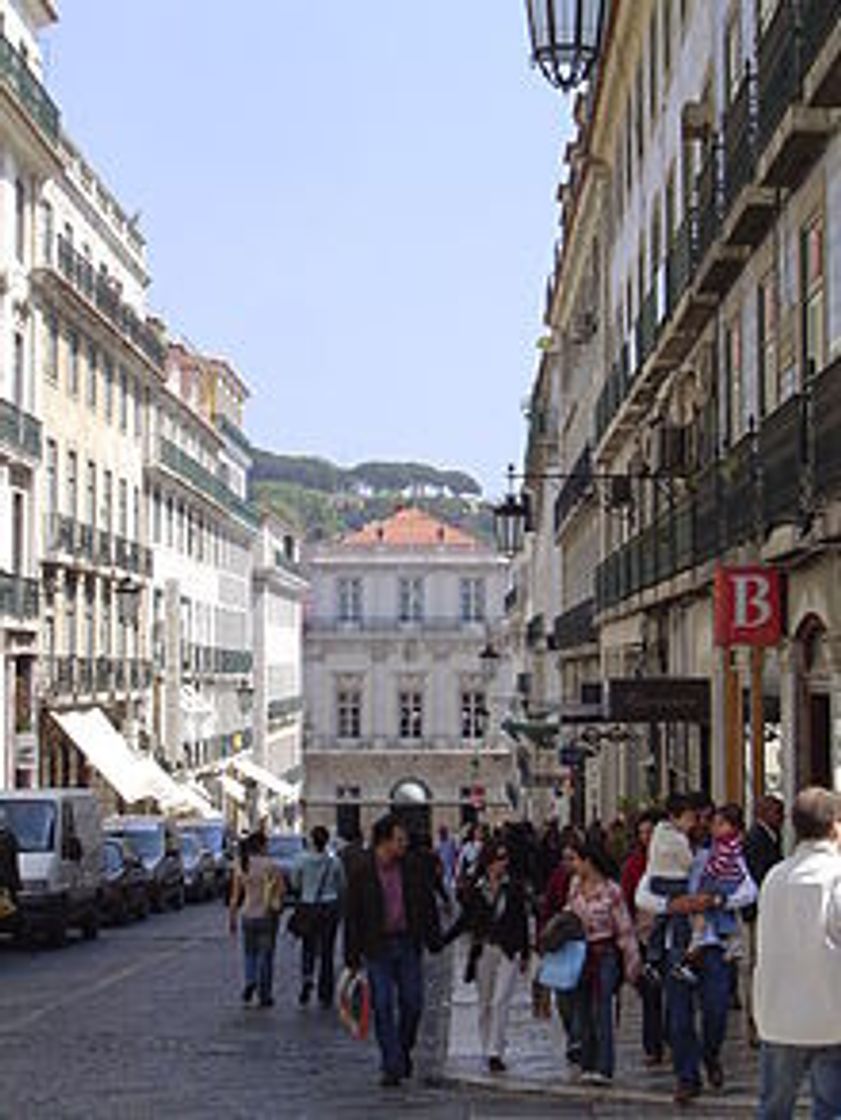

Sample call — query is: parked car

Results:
[177,818,233,899]
[180,833,217,902]
[266,832,306,903]
[104,816,184,912]
[0,789,102,947]
[99,837,150,924]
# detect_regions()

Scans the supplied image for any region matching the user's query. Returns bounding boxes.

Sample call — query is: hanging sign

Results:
[714,565,783,647]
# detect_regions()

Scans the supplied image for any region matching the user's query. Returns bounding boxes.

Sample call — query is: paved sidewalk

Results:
[442,946,809,1116]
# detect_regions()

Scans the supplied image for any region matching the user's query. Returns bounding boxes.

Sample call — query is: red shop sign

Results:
[714,565,783,647]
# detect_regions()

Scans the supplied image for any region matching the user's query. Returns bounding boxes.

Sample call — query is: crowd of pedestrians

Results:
[220,786,840,1116]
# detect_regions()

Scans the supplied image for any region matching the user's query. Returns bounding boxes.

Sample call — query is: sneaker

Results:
[581,1071,612,1086]
[674,1081,701,1106]
[643,1052,664,1067]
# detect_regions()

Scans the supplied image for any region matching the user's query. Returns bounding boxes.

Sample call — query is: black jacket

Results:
[743,822,782,921]
[445,874,530,961]
[344,850,441,967]
[0,827,21,897]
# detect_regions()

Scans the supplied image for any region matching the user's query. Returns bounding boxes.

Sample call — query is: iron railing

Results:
[757,0,802,154]
[0,397,41,460]
[0,33,59,142]
[0,571,39,619]
[157,437,260,529]
[723,65,759,212]
[552,599,596,650]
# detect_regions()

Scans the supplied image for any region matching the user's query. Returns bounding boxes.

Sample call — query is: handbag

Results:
[337,967,370,1040]
[0,887,16,922]
[287,857,332,939]
[538,910,585,955]
[537,939,587,992]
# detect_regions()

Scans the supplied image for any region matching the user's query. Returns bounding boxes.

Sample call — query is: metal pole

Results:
[750,646,765,808]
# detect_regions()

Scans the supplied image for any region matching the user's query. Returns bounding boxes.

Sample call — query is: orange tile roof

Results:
[341,506,480,549]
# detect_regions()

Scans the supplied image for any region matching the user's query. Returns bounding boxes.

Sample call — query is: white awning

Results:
[51,708,152,805]
[227,753,298,800]
[180,686,214,720]
[219,773,247,805]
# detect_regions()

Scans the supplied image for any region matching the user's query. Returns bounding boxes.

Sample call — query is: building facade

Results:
[518,0,841,823]
[303,507,512,838]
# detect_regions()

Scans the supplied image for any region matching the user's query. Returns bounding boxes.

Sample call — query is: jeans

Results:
[640,964,665,1060]
[301,905,340,1005]
[759,1042,841,1120]
[242,916,276,1004]
[366,934,423,1079]
[568,944,620,1078]
[666,944,731,1087]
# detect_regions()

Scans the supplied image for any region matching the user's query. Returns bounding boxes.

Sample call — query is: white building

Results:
[303,507,513,839]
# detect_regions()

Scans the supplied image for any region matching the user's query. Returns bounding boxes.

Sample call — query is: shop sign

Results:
[714,565,783,646]
[606,678,710,723]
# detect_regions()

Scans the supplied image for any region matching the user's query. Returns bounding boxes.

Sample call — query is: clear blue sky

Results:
[45,3,571,498]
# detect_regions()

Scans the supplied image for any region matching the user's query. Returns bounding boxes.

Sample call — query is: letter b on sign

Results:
[714,566,782,646]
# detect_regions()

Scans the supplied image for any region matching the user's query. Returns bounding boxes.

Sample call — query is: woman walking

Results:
[292,825,345,1008]
[446,840,530,1073]
[566,840,640,1085]
[228,831,284,1007]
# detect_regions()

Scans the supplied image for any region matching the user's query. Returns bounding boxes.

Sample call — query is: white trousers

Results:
[475,942,520,1059]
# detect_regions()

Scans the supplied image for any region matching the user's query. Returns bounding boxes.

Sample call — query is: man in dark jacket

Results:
[344,813,442,1086]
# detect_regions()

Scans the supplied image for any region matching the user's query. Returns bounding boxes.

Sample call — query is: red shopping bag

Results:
[337,967,371,1041]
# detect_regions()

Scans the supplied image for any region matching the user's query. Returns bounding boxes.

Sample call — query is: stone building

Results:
[303,507,513,838]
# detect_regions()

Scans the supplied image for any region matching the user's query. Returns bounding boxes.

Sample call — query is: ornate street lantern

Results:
[523,0,607,91]
[236,678,255,715]
[493,465,528,557]
[115,578,141,626]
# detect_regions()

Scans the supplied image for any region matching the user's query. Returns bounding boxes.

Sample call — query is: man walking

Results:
[754,787,841,1119]
[344,813,442,1086]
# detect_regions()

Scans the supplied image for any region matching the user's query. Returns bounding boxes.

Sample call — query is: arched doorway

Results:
[390,778,432,841]
[794,614,832,788]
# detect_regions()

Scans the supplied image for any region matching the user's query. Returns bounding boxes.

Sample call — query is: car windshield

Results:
[267,835,304,860]
[115,827,164,864]
[102,842,123,873]
[0,800,56,853]
[184,825,223,855]
[180,834,199,859]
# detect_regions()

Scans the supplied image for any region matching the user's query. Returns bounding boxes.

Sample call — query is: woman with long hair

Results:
[228,831,284,1007]
[565,839,640,1084]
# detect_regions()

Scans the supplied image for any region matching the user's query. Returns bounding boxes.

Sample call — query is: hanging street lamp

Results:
[523,0,607,92]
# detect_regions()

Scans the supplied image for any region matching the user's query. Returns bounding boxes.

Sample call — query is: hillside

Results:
[249,450,494,544]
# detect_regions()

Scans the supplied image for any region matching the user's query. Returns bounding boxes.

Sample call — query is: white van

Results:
[0,789,103,946]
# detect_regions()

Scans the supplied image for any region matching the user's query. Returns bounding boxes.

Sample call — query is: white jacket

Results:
[753,840,841,1045]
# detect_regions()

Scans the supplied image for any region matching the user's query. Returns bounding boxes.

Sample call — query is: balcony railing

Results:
[0,571,39,620]
[0,398,41,461]
[77,657,93,694]
[757,0,803,153]
[760,393,805,531]
[696,139,724,264]
[666,212,697,313]
[268,695,304,722]
[813,354,841,497]
[54,234,166,370]
[553,444,592,532]
[724,66,759,211]
[0,33,59,143]
[95,656,112,693]
[157,437,259,529]
[552,599,596,650]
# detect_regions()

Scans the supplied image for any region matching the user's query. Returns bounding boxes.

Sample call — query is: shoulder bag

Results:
[288,858,332,939]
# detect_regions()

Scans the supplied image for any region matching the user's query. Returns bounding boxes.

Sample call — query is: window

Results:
[45,311,59,383]
[625,96,633,194]
[13,332,24,408]
[635,60,644,160]
[86,340,97,409]
[166,495,174,547]
[46,439,58,520]
[134,377,142,437]
[649,9,659,121]
[40,200,53,265]
[399,691,423,739]
[67,329,79,396]
[802,217,825,376]
[177,501,185,552]
[337,690,362,739]
[65,581,77,656]
[152,489,162,544]
[398,577,424,622]
[84,589,95,663]
[119,368,128,432]
[103,355,114,421]
[461,690,487,740]
[187,507,194,556]
[118,479,128,537]
[15,178,25,263]
[614,136,624,222]
[86,461,96,526]
[460,578,486,622]
[665,166,676,248]
[103,471,113,534]
[757,276,778,416]
[337,577,362,622]
[101,588,112,656]
[66,450,78,518]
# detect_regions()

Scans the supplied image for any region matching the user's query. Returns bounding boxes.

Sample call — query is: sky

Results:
[45,2,572,498]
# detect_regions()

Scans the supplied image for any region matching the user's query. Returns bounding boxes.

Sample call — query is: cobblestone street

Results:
[0,903,742,1119]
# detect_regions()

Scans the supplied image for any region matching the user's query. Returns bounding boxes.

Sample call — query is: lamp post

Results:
[523,0,607,92]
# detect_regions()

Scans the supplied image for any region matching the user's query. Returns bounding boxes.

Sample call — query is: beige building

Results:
[303,507,513,838]
[519,0,841,822]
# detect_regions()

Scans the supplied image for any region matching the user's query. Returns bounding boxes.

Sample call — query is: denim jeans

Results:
[241,916,276,1004]
[640,965,665,1060]
[301,905,340,1005]
[365,934,423,1078]
[569,944,620,1078]
[759,1042,841,1120]
[666,944,731,1087]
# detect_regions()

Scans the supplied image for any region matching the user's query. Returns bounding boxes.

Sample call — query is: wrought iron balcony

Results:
[760,393,805,531]
[552,599,596,651]
[0,571,39,621]
[76,657,93,694]
[0,33,59,143]
[637,287,659,367]
[45,512,75,556]
[95,655,113,693]
[813,354,841,498]
[114,659,126,691]
[0,398,41,461]
[54,234,166,370]
[553,444,592,532]
[666,213,697,313]
[696,139,724,265]
[97,530,112,567]
[723,67,758,212]
[55,656,75,694]
[757,1,802,154]
[156,437,259,529]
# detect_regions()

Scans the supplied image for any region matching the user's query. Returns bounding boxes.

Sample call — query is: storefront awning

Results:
[227,753,298,800]
[219,773,247,805]
[51,708,150,804]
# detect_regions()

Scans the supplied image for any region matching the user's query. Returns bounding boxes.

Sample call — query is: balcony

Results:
[0,33,59,145]
[268,695,304,723]
[76,657,93,694]
[55,656,75,695]
[552,599,596,651]
[45,513,75,557]
[553,444,592,533]
[155,437,259,529]
[53,235,166,370]
[813,354,841,498]
[0,398,41,462]
[97,530,112,567]
[0,571,39,622]
[760,393,805,532]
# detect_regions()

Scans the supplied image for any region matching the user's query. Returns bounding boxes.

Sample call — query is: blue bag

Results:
[538,939,587,992]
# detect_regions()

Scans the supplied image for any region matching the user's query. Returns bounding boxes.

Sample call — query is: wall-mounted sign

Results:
[606,677,710,724]
[714,565,783,647]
